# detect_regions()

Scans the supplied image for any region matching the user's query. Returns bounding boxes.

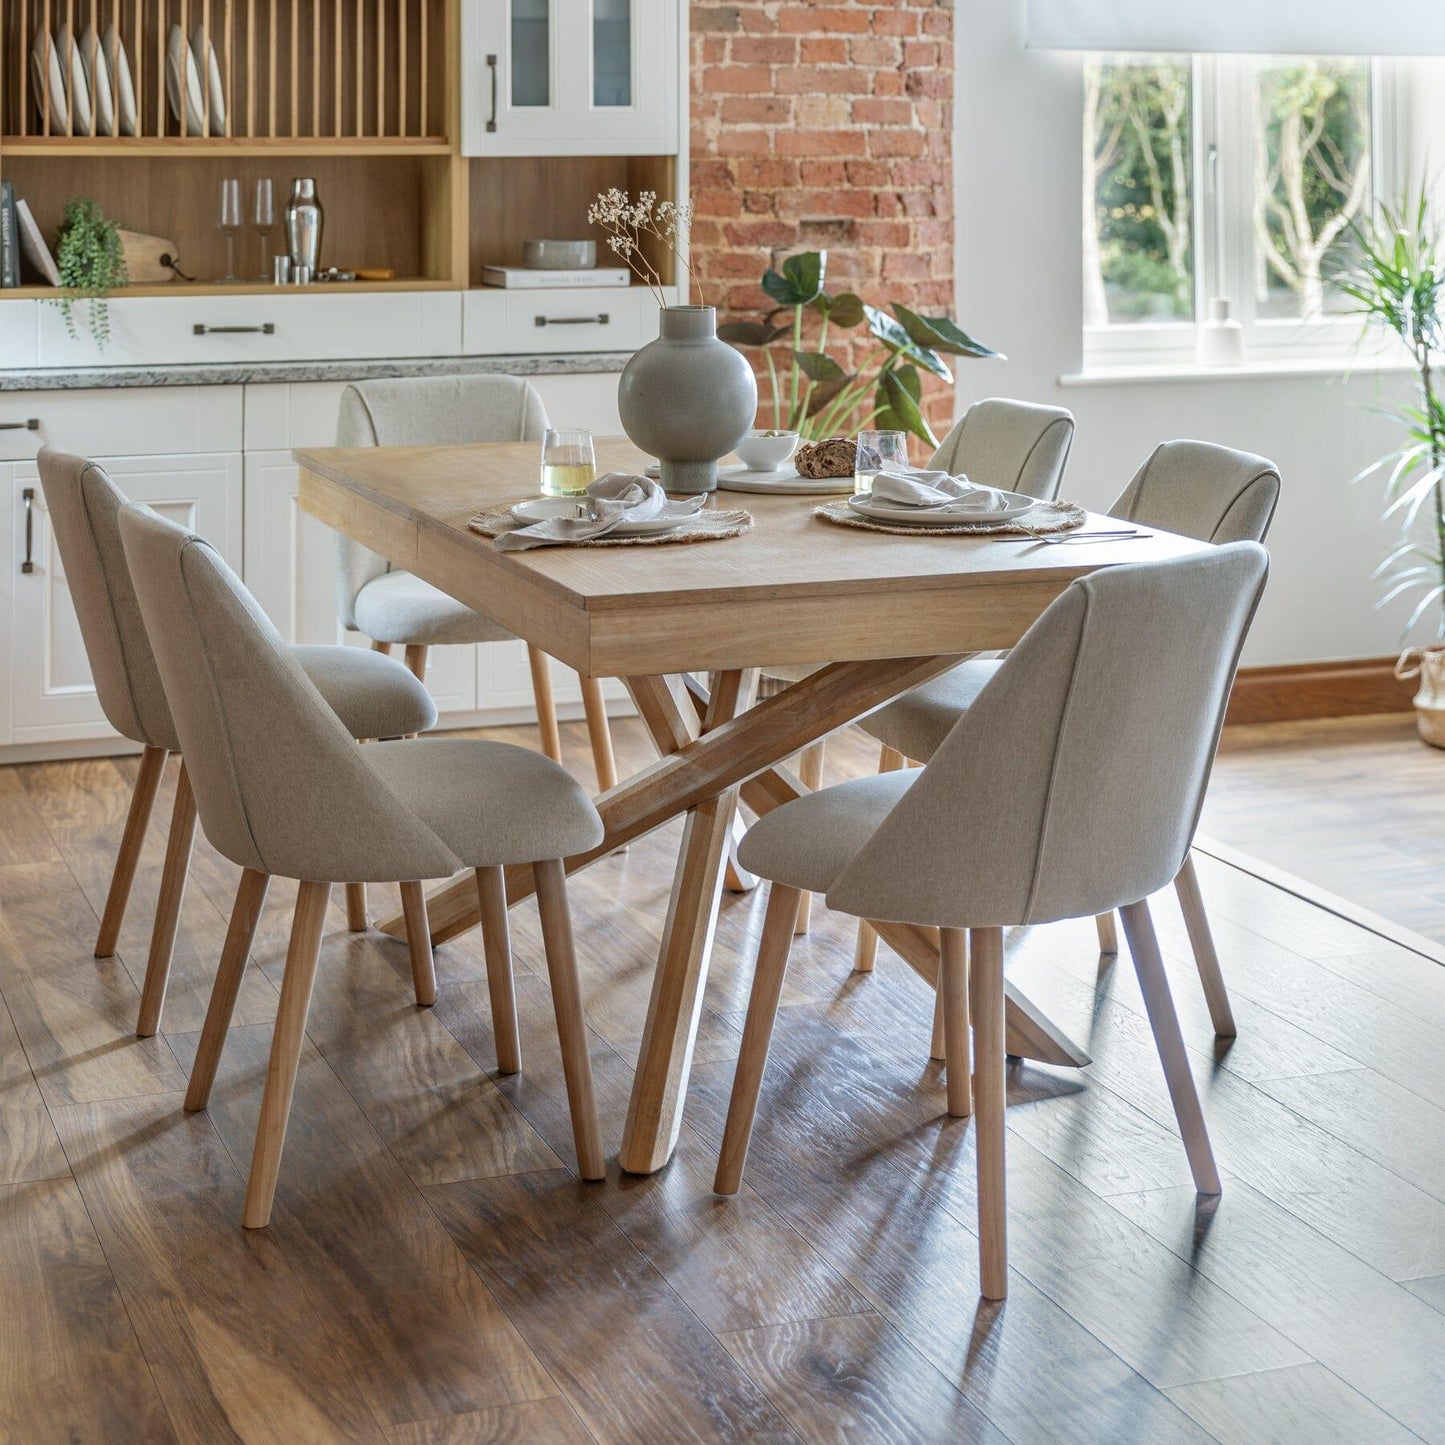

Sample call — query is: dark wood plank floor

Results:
[0,717,1441,1443]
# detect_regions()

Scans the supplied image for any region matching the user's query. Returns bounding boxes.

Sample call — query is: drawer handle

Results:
[0,418,40,431]
[534,313,610,327]
[192,323,276,335]
[486,54,499,133]
[22,487,36,573]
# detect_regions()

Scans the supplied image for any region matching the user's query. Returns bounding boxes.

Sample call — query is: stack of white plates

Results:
[167,25,227,136]
[847,489,1039,526]
[31,24,138,136]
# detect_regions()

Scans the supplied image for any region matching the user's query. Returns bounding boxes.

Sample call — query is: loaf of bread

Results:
[794,437,857,479]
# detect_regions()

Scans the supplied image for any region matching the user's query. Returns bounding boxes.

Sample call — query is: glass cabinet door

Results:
[511,0,551,108]
[592,0,632,109]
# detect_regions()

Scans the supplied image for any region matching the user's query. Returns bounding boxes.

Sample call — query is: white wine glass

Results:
[253,178,275,281]
[218,178,242,282]
[540,428,597,497]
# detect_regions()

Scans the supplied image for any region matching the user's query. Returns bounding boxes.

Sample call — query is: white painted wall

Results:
[953,0,1436,665]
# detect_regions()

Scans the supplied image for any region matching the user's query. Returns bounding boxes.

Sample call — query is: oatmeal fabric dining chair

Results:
[768,396,1076,932]
[334,374,619,792]
[120,505,607,1228]
[37,448,437,1039]
[716,543,1270,1300]
[853,439,1280,1031]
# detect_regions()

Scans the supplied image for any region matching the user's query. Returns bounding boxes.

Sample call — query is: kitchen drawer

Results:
[37,291,463,368]
[0,300,39,368]
[503,288,645,354]
[0,385,243,460]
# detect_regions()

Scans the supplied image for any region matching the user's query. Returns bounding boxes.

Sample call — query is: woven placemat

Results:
[468,503,753,548]
[813,498,1088,537]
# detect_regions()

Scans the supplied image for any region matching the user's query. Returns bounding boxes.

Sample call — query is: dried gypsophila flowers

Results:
[587,189,701,308]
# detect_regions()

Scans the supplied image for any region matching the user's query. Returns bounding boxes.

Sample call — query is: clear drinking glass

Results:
[218,178,242,282]
[540,427,597,497]
[853,429,908,495]
[253,178,275,281]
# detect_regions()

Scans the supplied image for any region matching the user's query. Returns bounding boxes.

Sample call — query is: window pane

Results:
[511,0,550,108]
[594,0,632,108]
[1084,56,1194,326]
[1253,59,1371,319]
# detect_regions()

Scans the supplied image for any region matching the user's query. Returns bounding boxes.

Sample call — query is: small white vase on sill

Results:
[1197,296,1245,367]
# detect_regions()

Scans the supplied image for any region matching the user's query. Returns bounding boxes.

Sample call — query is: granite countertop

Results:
[0,352,635,392]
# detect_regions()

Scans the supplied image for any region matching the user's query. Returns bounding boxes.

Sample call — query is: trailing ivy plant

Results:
[716,249,1000,446]
[54,199,127,349]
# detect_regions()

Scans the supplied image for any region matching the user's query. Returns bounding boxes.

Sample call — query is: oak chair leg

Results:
[715,882,802,1195]
[370,639,394,656]
[930,986,946,1062]
[345,884,368,931]
[475,865,521,1074]
[527,645,563,763]
[184,869,271,1112]
[939,928,971,1117]
[95,744,168,958]
[403,643,428,681]
[135,761,199,1038]
[1174,852,1236,1037]
[399,882,437,1008]
[1095,912,1119,955]
[970,925,1008,1300]
[534,858,605,1180]
[1119,899,1222,1195]
[792,740,827,935]
[852,744,905,973]
[578,674,619,793]
[723,815,758,894]
[243,880,331,1229]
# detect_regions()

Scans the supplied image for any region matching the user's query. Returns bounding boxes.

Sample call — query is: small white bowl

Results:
[734,429,800,473]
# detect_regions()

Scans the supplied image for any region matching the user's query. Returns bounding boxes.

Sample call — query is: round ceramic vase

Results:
[618,305,758,493]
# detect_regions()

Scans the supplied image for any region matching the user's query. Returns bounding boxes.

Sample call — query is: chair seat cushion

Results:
[354,570,516,647]
[292,645,438,740]
[858,659,1003,762]
[364,738,605,867]
[737,769,920,893]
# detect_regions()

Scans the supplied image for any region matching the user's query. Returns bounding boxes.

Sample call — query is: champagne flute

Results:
[218,178,242,282]
[253,178,275,281]
[540,428,597,497]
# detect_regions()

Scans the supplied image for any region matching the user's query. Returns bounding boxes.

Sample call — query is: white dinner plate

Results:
[167,24,208,135]
[103,24,138,136]
[190,25,226,132]
[81,26,115,137]
[509,496,693,537]
[848,488,1040,526]
[30,29,69,133]
[646,461,855,496]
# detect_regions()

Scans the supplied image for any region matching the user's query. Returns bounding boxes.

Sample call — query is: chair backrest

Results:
[826,543,1269,929]
[118,504,458,884]
[928,397,1075,500]
[37,448,179,751]
[1110,439,1280,544]
[334,374,550,627]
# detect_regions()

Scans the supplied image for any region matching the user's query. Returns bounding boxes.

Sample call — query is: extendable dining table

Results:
[296,437,1210,1175]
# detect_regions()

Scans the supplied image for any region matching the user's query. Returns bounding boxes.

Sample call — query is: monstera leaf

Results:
[762,250,826,307]
[863,303,951,380]
[716,320,789,347]
[891,303,1002,360]
[873,365,937,447]
[794,351,853,414]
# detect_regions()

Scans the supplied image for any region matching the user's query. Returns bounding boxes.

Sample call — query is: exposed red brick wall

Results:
[689,1,955,432]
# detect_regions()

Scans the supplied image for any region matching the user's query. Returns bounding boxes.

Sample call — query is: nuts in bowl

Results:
[734,429,801,473]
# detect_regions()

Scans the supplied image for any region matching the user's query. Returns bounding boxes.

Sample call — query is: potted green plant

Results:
[1338,191,1445,746]
[716,249,1000,447]
[54,199,128,349]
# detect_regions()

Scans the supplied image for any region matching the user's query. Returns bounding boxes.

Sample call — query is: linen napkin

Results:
[496,472,705,550]
[866,466,1008,514]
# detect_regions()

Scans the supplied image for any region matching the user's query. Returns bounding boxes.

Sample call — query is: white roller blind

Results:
[1028,0,1445,55]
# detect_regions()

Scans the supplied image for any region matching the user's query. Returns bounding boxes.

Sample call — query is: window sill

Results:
[1061,356,1415,388]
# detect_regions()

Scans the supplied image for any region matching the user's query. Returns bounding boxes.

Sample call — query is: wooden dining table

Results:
[295,436,1210,1176]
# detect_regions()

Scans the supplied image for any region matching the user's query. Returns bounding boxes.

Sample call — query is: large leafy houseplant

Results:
[54,199,127,349]
[716,250,1000,447]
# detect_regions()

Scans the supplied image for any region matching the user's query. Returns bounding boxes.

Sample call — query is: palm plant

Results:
[1337,191,1445,640]
[716,250,1000,447]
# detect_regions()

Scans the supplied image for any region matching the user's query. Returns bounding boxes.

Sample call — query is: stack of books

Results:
[1,186,60,287]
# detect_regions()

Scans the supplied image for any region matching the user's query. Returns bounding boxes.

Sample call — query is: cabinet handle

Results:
[534,313,610,327]
[0,418,40,431]
[192,323,276,335]
[22,487,36,573]
[486,54,498,132]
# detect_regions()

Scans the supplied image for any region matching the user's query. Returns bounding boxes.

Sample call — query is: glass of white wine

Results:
[540,428,597,497]
[853,429,908,496]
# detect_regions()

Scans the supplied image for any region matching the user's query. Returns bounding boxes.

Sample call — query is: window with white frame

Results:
[1083,54,1406,366]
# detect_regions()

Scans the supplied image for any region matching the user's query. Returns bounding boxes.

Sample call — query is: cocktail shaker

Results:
[285,178,324,275]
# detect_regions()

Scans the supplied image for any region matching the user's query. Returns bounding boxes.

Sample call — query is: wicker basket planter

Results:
[1397,645,1445,748]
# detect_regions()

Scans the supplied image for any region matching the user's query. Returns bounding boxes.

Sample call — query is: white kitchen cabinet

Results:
[460,0,678,156]
[0,302,38,369]
[8,453,243,744]
[0,385,242,462]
